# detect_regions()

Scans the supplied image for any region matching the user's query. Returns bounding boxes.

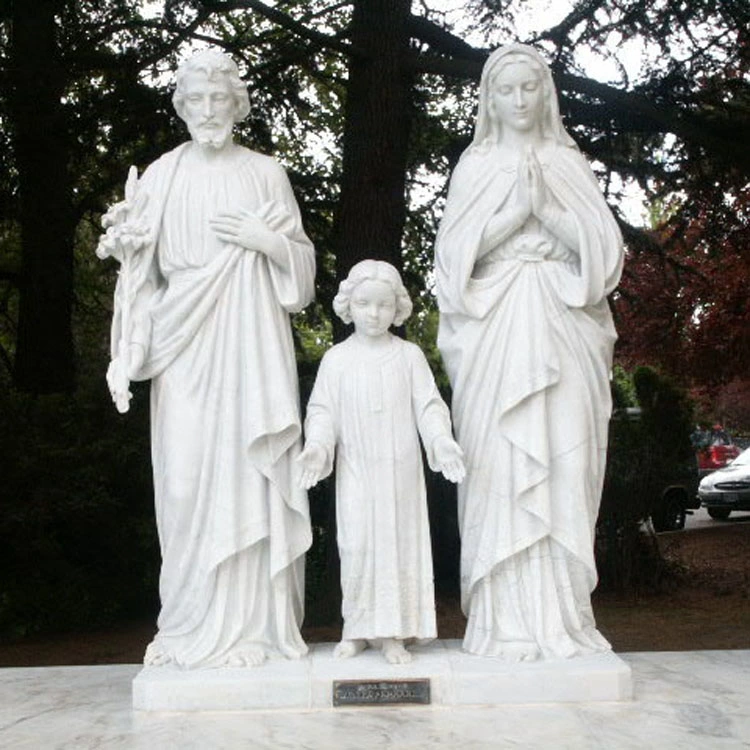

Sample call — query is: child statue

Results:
[298,260,465,664]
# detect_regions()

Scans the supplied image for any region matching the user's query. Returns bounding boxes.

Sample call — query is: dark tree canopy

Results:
[0,0,747,393]
[0,0,748,640]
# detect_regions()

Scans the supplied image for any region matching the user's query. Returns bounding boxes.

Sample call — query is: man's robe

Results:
[110,143,314,667]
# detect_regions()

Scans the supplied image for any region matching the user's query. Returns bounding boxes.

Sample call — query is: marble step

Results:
[132,639,632,711]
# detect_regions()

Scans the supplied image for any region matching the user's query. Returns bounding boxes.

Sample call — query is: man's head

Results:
[172,50,250,149]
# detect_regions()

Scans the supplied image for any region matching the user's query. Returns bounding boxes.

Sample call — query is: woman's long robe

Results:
[435,143,623,658]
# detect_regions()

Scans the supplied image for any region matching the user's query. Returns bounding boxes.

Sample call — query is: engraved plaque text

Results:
[332,679,431,707]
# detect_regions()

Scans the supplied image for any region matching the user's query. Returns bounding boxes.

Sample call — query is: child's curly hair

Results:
[333,260,413,326]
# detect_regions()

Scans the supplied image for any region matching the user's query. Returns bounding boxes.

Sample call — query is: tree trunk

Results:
[320,0,415,618]
[9,0,75,393]
[332,0,414,287]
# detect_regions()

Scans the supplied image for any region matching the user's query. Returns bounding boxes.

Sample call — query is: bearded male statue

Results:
[97,50,315,668]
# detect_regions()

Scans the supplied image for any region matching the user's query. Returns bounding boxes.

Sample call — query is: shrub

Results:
[596,366,695,592]
[0,373,159,638]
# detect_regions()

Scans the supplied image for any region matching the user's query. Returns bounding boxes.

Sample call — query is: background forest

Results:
[0,0,748,638]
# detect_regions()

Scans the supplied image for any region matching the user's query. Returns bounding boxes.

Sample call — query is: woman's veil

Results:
[468,44,578,155]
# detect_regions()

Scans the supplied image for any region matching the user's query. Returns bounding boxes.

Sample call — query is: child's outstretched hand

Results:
[433,435,466,484]
[297,441,328,489]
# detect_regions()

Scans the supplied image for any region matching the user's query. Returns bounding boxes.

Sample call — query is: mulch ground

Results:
[1,519,749,667]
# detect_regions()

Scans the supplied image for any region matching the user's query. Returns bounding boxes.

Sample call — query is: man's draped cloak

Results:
[304,336,451,641]
[435,143,623,657]
[110,143,314,667]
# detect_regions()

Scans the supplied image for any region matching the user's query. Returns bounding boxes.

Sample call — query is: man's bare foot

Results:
[225,644,267,667]
[382,638,412,664]
[333,639,367,659]
[144,640,173,666]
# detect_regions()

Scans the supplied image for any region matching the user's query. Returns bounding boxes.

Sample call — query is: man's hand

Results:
[433,435,466,484]
[210,210,276,252]
[296,441,328,489]
[106,357,132,414]
[106,343,146,414]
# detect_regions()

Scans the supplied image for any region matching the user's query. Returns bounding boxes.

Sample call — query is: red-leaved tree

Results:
[614,186,750,428]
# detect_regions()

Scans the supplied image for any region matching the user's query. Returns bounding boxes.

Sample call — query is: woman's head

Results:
[470,44,576,151]
[333,260,413,331]
[486,53,547,135]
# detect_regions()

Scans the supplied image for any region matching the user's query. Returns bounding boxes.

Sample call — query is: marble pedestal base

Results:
[132,640,632,711]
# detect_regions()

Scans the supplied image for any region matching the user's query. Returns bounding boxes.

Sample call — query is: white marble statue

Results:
[97,50,315,668]
[435,44,624,660]
[298,260,465,664]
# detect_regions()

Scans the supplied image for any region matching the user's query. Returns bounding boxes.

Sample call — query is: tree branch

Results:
[533,0,610,46]
[617,218,664,257]
[406,15,486,60]
[408,47,748,170]
[558,72,749,169]
[407,51,482,80]
[199,0,361,58]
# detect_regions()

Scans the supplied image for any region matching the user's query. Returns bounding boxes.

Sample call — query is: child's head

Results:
[333,260,413,329]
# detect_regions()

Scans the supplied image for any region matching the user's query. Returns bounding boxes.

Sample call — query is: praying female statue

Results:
[298,260,465,664]
[435,44,624,660]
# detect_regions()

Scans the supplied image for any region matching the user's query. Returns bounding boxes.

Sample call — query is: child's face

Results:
[350,279,397,339]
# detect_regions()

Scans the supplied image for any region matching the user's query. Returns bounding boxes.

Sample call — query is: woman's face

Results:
[488,60,544,135]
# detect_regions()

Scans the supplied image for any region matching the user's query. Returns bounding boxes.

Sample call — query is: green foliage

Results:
[0,374,159,638]
[303,479,341,627]
[632,365,695,469]
[597,366,696,592]
[406,299,449,391]
[0,205,160,638]
[0,0,746,634]
[597,407,666,592]
[612,364,637,409]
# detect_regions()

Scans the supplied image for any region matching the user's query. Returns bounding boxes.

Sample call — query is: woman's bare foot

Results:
[333,639,367,659]
[499,641,540,663]
[382,638,412,664]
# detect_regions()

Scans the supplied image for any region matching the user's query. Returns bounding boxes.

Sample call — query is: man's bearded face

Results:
[180,71,237,149]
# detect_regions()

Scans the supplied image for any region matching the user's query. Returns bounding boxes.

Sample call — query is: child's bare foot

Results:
[333,639,367,659]
[382,638,412,664]
[224,644,267,667]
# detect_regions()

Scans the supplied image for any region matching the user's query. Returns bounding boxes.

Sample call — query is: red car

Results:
[694,425,741,478]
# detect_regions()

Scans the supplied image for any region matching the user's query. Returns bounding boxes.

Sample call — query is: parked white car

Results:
[698,447,750,520]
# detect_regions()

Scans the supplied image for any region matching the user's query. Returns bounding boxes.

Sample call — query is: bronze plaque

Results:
[332,678,431,707]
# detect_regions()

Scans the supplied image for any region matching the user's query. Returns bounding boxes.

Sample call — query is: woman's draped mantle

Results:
[436,142,623,609]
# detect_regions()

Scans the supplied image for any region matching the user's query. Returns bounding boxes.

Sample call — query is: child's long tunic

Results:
[305,334,452,640]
